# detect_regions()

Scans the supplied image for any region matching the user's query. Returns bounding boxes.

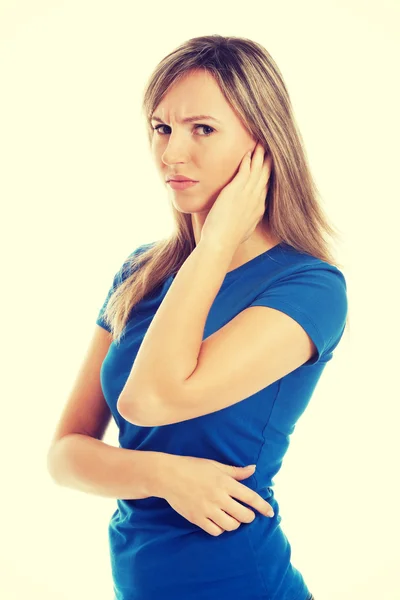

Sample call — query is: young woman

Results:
[48,34,348,600]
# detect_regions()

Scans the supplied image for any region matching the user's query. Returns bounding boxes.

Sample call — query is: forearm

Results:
[47,433,170,500]
[120,237,236,405]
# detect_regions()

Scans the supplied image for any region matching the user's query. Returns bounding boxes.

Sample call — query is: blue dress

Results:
[96,241,348,600]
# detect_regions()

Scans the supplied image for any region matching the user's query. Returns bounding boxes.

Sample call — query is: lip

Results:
[166,176,198,182]
[168,180,199,190]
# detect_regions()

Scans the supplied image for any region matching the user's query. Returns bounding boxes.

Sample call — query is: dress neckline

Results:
[169,241,286,284]
[223,241,286,280]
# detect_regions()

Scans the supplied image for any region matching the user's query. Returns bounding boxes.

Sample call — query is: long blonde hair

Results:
[102,34,349,344]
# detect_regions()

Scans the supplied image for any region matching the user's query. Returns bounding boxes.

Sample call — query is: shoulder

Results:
[118,241,158,282]
[249,246,348,364]
[267,243,347,288]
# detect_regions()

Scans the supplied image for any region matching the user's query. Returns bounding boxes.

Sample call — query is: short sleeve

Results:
[249,263,348,365]
[95,243,155,332]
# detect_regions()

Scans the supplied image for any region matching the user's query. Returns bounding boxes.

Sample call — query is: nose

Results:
[160,134,193,166]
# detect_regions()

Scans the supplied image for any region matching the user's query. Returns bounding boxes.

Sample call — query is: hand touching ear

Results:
[200,142,272,247]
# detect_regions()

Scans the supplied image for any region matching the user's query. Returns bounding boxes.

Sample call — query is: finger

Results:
[213,508,241,531]
[252,143,265,167]
[242,143,267,193]
[262,154,272,180]
[239,150,253,174]
[229,480,274,516]
[254,159,272,197]
[223,495,256,524]
[248,143,267,186]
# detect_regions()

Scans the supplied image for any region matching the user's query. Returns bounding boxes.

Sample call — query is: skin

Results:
[150,69,281,273]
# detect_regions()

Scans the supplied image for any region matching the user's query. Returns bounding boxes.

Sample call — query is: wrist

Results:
[145,451,176,499]
[199,234,238,259]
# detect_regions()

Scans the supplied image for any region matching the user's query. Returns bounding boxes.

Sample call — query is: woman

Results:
[50,35,347,599]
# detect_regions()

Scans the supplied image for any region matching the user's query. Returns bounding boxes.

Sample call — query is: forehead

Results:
[151,70,233,123]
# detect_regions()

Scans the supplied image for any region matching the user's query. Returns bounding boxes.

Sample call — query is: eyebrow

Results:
[150,114,221,124]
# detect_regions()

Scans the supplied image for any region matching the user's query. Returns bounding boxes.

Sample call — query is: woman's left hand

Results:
[200,142,272,249]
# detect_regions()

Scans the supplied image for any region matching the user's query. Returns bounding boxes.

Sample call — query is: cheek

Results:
[205,154,234,180]
[214,158,241,187]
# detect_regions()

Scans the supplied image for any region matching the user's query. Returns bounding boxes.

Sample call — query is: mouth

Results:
[167,180,199,190]
[167,178,198,183]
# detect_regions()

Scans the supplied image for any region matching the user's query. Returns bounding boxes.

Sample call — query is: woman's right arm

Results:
[47,434,170,500]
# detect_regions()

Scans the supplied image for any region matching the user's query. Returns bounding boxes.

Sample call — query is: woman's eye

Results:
[152,124,215,137]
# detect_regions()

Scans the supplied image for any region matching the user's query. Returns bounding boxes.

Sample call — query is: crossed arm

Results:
[117,239,316,427]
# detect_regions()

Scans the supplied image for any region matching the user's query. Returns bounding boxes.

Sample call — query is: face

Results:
[150,69,257,222]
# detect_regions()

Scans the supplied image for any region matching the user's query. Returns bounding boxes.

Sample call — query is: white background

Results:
[1,1,399,598]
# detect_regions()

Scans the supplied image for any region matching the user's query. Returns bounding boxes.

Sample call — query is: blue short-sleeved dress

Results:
[96,241,348,600]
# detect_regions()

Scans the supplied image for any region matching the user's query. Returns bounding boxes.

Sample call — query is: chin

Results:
[173,197,216,213]
[172,188,217,204]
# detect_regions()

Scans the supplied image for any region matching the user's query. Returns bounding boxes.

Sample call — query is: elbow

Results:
[46,447,56,481]
[117,393,152,427]
[117,391,167,427]
[116,395,140,425]
[46,443,64,484]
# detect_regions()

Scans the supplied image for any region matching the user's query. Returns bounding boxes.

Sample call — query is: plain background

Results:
[1,1,399,598]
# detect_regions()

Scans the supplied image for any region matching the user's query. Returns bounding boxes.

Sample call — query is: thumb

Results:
[231,464,256,480]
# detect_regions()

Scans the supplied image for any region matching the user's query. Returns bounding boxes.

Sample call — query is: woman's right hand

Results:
[158,455,274,536]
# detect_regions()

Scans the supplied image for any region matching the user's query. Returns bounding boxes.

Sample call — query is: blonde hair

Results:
[102,34,349,344]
